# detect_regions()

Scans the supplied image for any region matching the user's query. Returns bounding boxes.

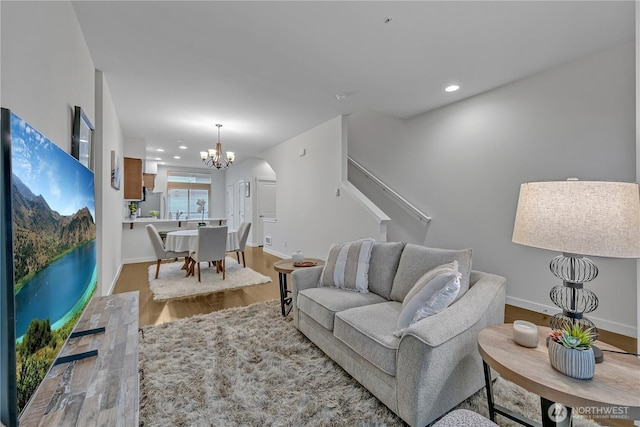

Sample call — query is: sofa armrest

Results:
[291,265,323,293]
[402,271,506,347]
[395,271,506,426]
[291,265,324,326]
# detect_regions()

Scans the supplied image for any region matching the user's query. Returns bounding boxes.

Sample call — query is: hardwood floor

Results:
[112,246,281,327]
[113,248,636,426]
[114,246,637,354]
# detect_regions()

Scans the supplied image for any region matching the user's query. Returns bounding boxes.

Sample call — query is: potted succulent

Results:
[129,202,138,219]
[548,323,596,380]
[149,210,159,218]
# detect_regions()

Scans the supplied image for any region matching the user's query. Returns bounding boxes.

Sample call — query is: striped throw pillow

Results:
[320,239,375,293]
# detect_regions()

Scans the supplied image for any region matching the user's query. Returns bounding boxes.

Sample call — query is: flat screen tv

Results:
[0,108,97,426]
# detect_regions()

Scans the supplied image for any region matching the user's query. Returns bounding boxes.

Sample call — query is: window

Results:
[166,171,211,219]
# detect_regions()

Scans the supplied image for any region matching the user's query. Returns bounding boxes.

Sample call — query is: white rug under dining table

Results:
[148,257,271,301]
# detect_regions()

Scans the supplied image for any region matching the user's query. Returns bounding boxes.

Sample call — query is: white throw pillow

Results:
[320,239,374,293]
[411,275,461,324]
[401,262,455,309]
[394,261,461,337]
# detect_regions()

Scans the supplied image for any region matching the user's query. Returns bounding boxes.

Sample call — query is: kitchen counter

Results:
[121,217,228,263]
[123,217,227,229]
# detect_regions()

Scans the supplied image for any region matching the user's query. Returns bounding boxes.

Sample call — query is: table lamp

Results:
[512,179,640,361]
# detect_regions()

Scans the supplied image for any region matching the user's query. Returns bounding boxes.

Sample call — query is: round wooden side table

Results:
[273,258,324,316]
[478,323,640,427]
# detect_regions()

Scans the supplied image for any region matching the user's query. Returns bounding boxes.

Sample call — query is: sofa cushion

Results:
[334,301,402,376]
[389,244,472,303]
[367,241,406,299]
[297,287,387,331]
[320,239,375,292]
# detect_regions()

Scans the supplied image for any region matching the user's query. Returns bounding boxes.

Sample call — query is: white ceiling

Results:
[71,1,635,170]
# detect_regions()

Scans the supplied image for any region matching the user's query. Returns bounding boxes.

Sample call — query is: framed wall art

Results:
[71,106,94,170]
[111,150,121,190]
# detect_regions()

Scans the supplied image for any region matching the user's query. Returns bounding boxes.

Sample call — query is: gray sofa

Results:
[291,242,506,427]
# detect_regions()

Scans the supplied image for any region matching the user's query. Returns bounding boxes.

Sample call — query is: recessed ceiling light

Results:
[179,145,187,150]
[445,85,460,93]
[173,156,181,159]
[156,148,164,152]
[158,162,166,165]
[155,157,162,161]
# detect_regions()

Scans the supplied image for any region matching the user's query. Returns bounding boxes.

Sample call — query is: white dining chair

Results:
[191,225,228,282]
[146,224,190,279]
[230,222,251,267]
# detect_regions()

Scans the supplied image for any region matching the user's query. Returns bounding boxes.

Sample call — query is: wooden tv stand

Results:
[19,291,139,427]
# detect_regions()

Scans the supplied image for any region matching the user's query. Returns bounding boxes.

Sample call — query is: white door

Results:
[256,178,276,246]
[238,180,246,228]
[225,183,234,230]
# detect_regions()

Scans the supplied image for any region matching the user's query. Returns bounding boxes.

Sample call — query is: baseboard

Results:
[262,246,288,259]
[506,296,636,338]
[106,263,124,296]
[123,256,157,264]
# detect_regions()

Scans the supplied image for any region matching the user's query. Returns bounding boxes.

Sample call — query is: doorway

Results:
[256,177,276,246]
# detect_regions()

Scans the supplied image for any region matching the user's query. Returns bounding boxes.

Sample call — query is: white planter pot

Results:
[548,339,595,380]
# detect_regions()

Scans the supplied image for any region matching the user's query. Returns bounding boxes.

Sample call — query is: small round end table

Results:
[273,258,324,316]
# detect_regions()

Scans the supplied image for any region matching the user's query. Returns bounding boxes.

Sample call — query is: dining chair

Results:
[231,222,251,267]
[191,225,228,282]
[146,224,190,279]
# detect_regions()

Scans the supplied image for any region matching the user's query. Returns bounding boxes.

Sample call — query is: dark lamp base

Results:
[593,345,604,364]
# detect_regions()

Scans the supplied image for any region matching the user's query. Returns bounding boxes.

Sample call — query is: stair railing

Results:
[348,156,431,226]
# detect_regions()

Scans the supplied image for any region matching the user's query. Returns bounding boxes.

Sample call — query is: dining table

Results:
[165,228,241,277]
[165,228,240,253]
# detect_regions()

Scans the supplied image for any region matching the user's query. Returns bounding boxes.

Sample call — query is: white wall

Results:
[1,1,94,151]
[636,2,640,352]
[348,43,637,337]
[95,71,124,296]
[263,116,385,259]
[225,158,276,245]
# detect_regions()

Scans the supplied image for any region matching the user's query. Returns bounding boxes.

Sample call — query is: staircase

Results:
[348,156,431,245]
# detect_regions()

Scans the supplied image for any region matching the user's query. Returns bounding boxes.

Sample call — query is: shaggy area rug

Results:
[139,300,601,427]
[147,257,271,301]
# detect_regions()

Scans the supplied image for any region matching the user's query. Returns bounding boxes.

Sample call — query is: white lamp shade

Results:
[512,180,640,258]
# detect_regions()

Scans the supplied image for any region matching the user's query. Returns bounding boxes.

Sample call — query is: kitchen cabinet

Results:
[143,173,155,190]
[124,157,143,200]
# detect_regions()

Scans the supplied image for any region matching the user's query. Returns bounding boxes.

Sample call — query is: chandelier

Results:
[200,124,235,169]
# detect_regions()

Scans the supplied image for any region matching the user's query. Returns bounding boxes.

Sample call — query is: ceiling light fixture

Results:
[156,148,164,152]
[445,85,460,93]
[200,124,235,169]
[179,145,187,150]
[173,156,181,159]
